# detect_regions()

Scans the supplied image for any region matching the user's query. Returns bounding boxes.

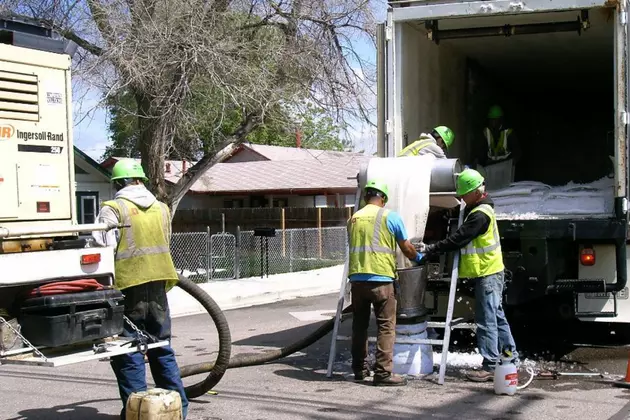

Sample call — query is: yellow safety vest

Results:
[397,136,435,157]
[102,198,179,291]
[459,204,504,279]
[348,204,397,279]
[484,127,512,161]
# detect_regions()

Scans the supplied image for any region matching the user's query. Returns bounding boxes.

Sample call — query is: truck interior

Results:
[399,7,616,218]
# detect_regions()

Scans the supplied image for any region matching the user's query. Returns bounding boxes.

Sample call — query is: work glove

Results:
[414,241,427,252]
[410,252,424,264]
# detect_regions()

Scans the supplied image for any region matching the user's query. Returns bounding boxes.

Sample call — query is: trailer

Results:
[377,0,630,346]
[0,16,169,367]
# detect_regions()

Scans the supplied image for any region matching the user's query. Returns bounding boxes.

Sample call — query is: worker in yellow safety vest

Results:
[397,126,455,158]
[482,105,521,165]
[417,169,519,383]
[92,159,188,419]
[348,179,424,387]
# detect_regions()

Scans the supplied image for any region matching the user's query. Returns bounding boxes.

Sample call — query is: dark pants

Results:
[110,281,189,419]
[350,281,396,379]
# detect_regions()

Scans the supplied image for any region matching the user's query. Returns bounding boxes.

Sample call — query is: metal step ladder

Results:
[326,201,474,384]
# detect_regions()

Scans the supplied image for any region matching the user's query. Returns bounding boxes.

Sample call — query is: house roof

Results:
[240,144,363,161]
[74,147,111,179]
[101,157,194,184]
[188,155,369,195]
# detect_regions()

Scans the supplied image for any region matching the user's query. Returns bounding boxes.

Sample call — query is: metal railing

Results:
[170,227,347,283]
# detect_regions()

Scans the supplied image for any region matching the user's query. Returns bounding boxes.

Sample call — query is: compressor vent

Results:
[0,70,39,122]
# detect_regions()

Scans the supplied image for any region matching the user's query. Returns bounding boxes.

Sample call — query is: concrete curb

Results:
[167,265,344,318]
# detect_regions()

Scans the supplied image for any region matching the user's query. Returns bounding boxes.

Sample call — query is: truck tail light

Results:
[580,247,596,266]
[81,253,101,265]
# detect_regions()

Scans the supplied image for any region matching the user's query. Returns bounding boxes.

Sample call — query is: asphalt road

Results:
[2,294,630,419]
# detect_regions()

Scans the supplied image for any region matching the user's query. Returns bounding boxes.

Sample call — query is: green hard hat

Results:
[111,159,148,181]
[365,179,389,201]
[488,105,504,119]
[456,169,485,196]
[434,126,454,149]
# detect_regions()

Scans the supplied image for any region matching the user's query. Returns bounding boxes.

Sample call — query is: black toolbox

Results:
[18,289,125,347]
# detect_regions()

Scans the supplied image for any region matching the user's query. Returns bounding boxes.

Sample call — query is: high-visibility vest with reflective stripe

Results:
[397,135,435,157]
[102,198,178,291]
[484,127,512,161]
[458,204,504,279]
[348,204,397,279]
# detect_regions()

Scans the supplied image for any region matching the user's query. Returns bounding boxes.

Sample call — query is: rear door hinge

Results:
[385,119,393,134]
[620,11,627,26]
[621,110,629,125]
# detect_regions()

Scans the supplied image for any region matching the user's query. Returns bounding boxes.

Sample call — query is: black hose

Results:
[175,276,232,399]
[176,276,354,395]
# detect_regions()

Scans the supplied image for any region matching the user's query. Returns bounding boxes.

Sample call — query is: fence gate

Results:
[209,233,236,280]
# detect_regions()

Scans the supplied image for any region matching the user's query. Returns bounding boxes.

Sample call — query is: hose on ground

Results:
[177,275,354,398]
[175,276,233,399]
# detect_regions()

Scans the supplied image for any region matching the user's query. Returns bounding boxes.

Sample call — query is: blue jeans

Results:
[111,281,189,419]
[474,271,518,370]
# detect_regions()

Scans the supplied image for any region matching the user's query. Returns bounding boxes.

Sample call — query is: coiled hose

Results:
[176,276,353,399]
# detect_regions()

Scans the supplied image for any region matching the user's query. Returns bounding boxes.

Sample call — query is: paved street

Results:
[2,294,630,419]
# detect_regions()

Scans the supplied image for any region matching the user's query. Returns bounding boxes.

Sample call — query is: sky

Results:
[71,3,387,162]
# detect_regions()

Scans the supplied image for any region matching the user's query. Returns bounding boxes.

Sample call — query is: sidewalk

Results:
[167,264,344,318]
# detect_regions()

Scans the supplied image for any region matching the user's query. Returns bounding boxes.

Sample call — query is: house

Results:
[74,147,114,224]
[100,144,369,209]
[181,155,369,209]
[224,143,364,163]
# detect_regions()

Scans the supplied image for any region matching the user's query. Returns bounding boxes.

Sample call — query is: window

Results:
[76,192,99,224]
[315,195,327,208]
[0,71,39,122]
[224,199,244,208]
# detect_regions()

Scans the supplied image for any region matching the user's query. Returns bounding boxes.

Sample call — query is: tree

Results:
[102,92,350,161]
[6,1,377,212]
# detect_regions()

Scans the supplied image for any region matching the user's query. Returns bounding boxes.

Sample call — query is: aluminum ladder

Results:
[326,201,473,384]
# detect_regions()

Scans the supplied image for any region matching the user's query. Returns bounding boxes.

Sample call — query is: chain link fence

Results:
[170,227,347,283]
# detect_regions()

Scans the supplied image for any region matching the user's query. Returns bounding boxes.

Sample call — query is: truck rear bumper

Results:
[0,247,116,287]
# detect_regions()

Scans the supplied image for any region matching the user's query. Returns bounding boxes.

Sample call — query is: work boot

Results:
[466,368,494,383]
[353,369,371,381]
[373,374,407,387]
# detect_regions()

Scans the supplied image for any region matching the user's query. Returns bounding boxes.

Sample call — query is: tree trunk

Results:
[136,92,168,202]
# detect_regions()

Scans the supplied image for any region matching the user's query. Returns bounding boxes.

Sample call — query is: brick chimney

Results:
[296,130,302,148]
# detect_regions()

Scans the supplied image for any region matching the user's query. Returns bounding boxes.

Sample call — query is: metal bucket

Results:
[430,158,463,192]
[395,265,429,320]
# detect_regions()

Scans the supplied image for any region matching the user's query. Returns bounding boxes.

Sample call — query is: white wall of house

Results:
[74,153,114,224]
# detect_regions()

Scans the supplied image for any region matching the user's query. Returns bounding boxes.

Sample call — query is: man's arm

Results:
[425,211,490,254]
[387,211,422,261]
[92,206,120,248]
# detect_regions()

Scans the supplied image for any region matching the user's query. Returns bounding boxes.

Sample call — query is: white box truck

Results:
[377,0,630,346]
[0,16,168,366]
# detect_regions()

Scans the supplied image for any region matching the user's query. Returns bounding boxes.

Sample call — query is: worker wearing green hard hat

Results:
[482,104,521,165]
[92,158,189,418]
[347,178,423,387]
[417,167,519,383]
[397,125,454,158]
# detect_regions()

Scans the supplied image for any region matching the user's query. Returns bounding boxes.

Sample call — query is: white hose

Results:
[517,366,535,390]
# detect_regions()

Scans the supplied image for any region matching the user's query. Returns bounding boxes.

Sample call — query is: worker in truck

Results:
[92,159,189,419]
[481,105,521,165]
[348,179,424,387]
[417,169,519,382]
[397,126,454,158]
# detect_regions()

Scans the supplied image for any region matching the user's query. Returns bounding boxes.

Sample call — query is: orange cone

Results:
[613,351,630,388]
[624,352,630,383]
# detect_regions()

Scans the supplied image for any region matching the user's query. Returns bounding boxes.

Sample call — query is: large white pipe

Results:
[0,222,125,239]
